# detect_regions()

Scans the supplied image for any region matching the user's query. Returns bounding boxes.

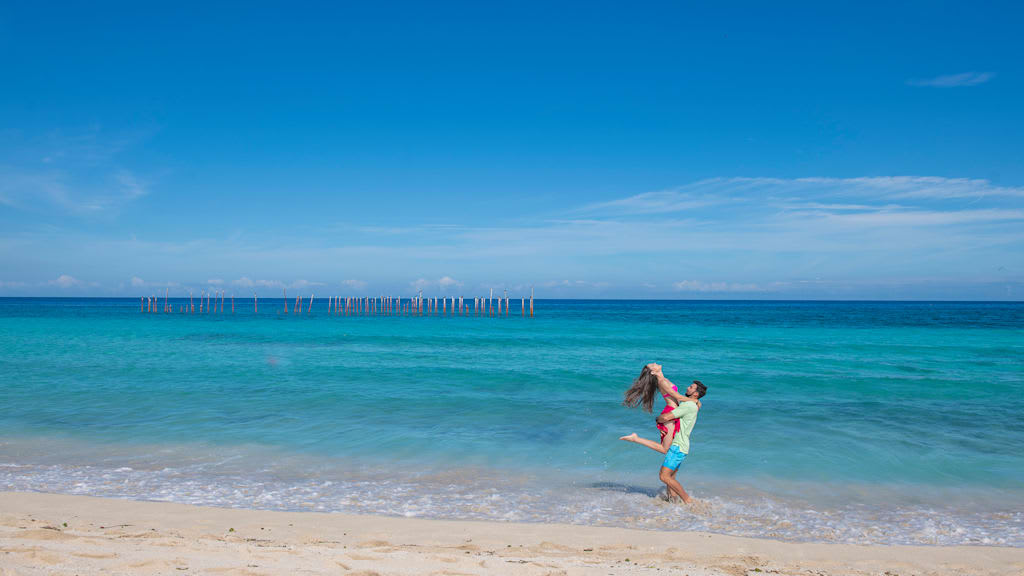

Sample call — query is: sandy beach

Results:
[1,492,1020,576]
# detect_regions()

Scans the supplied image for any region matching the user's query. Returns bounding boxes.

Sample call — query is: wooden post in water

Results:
[504,290,509,317]
[308,294,313,314]
[231,294,235,314]
[530,287,534,317]
[522,297,525,317]
[190,291,194,314]
[140,297,145,313]
[254,293,258,314]
[164,288,169,313]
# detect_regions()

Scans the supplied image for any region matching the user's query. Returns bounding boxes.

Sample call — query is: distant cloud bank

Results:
[2,175,1021,299]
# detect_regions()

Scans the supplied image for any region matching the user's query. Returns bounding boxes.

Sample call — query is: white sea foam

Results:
[2,460,1020,547]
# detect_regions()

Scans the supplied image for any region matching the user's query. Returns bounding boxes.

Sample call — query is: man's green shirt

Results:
[668,402,699,454]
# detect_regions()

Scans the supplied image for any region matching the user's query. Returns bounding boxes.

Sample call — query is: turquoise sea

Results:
[1,298,1021,546]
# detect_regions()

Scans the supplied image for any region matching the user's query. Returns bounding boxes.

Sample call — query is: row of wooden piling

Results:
[140,288,535,317]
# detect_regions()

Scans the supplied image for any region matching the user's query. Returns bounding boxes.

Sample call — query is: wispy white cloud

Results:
[340,279,367,290]
[115,170,148,199]
[0,127,155,217]
[672,280,764,293]
[233,277,283,289]
[230,277,325,291]
[907,72,995,87]
[409,276,464,293]
[438,276,462,290]
[49,274,81,288]
[290,279,325,291]
[815,208,1024,227]
[576,189,727,216]
[541,279,610,289]
[129,276,181,290]
[781,176,1024,199]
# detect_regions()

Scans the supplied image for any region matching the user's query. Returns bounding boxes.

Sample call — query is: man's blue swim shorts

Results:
[661,445,687,471]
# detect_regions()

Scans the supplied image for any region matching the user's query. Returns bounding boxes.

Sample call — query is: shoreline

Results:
[2,492,1022,575]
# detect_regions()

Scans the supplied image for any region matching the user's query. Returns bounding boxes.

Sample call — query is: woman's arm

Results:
[658,376,697,405]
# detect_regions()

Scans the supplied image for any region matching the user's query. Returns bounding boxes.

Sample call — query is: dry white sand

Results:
[1,491,1021,575]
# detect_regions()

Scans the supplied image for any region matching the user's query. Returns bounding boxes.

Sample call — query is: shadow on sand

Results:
[588,481,662,498]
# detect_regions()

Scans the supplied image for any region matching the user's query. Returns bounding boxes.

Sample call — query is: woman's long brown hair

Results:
[622,365,659,413]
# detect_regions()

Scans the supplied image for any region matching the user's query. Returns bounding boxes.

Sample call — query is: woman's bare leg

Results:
[619,433,668,454]
[660,426,674,452]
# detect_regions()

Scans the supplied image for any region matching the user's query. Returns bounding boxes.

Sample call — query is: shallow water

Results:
[1,298,1022,545]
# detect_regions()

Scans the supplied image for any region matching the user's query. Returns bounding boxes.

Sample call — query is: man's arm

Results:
[656,411,678,424]
[658,401,697,424]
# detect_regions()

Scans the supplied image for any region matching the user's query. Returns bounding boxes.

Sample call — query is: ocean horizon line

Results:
[1,296,1022,303]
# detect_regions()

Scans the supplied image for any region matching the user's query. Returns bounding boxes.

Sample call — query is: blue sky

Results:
[1,1,1021,299]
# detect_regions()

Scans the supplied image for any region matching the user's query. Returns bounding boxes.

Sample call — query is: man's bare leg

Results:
[659,467,692,503]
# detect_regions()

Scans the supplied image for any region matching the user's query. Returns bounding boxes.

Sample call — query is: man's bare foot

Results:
[619,433,639,442]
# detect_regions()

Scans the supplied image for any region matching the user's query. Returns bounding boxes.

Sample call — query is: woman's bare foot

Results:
[619,433,639,443]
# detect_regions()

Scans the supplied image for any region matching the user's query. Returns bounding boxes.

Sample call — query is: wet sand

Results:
[1,491,1021,575]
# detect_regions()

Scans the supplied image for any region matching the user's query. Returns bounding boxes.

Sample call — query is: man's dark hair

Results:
[693,380,707,399]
